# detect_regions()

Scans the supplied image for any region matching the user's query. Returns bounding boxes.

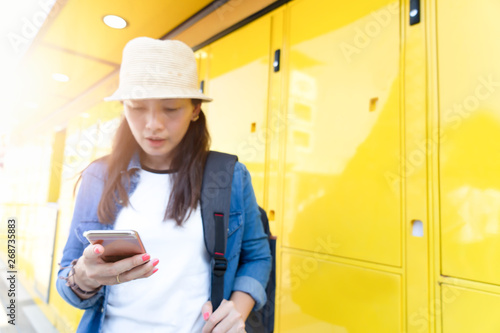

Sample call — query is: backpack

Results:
[200,151,276,333]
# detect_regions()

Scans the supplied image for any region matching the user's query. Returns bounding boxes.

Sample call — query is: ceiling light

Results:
[52,73,69,82]
[80,113,90,118]
[103,15,127,29]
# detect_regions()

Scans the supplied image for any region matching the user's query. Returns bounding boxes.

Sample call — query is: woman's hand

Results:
[72,244,159,298]
[201,299,246,333]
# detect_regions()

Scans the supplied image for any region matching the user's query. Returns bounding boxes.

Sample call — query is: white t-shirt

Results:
[102,169,210,333]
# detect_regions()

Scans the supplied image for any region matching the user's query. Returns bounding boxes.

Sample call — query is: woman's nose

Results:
[145,108,164,131]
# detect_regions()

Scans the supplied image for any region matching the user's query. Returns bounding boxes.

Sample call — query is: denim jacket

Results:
[56,152,272,333]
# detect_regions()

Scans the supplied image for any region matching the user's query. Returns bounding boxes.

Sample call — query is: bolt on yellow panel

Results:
[283,0,401,266]
[438,0,500,285]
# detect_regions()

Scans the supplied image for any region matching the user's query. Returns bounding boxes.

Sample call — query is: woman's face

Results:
[124,98,200,169]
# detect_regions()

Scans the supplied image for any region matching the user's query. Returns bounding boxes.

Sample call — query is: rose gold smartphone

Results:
[83,230,147,263]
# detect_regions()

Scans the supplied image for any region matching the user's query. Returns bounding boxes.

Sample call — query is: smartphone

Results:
[83,230,147,263]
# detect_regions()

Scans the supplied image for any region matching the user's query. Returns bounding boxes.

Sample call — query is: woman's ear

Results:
[192,103,201,121]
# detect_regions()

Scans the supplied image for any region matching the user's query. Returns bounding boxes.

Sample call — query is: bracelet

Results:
[59,259,102,296]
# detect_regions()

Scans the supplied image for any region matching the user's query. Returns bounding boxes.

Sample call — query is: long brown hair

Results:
[79,99,210,226]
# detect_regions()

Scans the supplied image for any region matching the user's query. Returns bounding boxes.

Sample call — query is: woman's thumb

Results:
[83,243,104,260]
[201,301,213,321]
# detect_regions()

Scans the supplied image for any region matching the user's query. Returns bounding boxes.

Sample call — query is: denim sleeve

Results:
[232,163,272,311]
[56,163,106,309]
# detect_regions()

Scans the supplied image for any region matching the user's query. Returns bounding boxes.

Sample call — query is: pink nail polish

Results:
[152,259,159,267]
[94,246,101,254]
[203,312,209,320]
[152,268,158,274]
[142,254,150,261]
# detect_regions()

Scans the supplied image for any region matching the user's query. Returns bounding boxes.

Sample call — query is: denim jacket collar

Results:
[126,150,142,173]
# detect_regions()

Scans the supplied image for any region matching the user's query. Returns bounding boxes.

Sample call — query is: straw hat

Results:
[104,37,212,102]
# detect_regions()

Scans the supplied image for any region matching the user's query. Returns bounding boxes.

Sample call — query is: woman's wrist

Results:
[73,258,101,290]
[63,258,102,298]
[229,291,255,321]
[68,274,101,296]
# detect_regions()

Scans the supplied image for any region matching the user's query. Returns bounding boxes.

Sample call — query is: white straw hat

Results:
[104,37,212,102]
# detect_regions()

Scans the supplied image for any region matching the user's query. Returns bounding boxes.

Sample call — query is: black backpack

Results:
[200,151,276,333]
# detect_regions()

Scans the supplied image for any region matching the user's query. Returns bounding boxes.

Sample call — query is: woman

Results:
[56,37,271,333]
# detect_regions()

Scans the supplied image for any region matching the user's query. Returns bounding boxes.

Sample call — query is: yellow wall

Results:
[200,1,404,331]
[200,0,500,331]
[436,0,500,331]
[2,0,500,332]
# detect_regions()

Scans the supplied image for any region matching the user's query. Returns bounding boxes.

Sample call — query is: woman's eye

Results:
[163,108,178,112]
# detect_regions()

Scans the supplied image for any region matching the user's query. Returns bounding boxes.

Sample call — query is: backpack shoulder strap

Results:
[200,150,238,311]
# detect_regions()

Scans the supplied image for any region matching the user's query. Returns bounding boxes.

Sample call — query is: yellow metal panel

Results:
[205,15,272,205]
[438,0,500,285]
[47,130,66,202]
[266,8,285,333]
[403,0,433,331]
[441,285,500,332]
[426,0,443,331]
[279,251,401,332]
[195,47,209,106]
[195,48,207,83]
[266,8,284,235]
[283,0,401,266]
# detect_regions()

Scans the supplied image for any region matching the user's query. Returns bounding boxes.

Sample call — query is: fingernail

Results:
[142,254,150,261]
[152,259,159,267]
[94,246,101,254]
[203,312,209,320]
[152,268,158,274]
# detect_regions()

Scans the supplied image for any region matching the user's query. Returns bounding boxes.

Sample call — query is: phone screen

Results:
[83,230,147,262]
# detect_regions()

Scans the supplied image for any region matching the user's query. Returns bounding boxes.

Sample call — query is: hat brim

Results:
[104,86,213,102]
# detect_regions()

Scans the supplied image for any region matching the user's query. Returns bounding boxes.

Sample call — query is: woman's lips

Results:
[146,138,166,147]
